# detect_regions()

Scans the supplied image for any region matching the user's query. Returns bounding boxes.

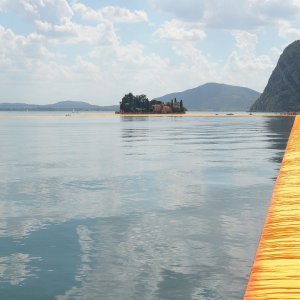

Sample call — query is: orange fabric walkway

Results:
[244,116,300,299]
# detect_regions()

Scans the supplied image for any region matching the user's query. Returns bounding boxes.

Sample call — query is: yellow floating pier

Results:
[244,115,300,299]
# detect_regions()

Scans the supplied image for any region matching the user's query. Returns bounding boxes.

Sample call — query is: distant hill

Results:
[251,40,300,112]
[156,83,260,111]
[0,101,118,111]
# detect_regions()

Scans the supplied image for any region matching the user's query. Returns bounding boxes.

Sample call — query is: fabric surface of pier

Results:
[244,115,300,299]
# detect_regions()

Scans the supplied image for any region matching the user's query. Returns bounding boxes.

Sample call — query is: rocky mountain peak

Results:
[251,40,300,112]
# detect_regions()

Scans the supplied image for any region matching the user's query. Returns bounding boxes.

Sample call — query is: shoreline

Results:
[0,112,296,119]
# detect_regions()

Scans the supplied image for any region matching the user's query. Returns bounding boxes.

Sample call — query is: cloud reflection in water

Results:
[0,115,294,299]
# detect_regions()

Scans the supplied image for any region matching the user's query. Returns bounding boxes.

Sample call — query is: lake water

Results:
[0,113,294,300]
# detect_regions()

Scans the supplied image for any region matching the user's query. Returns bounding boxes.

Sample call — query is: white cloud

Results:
[222,30,277,91]
[232,30,258,53]
[20,0,38,15]
[88,40,171,95]
[0,26,48,64]
[101,6,148,23]
[254,0,300,22]
[0,22,277,103]
[151,0,300,29]
[278,22,300,40]
[72,2,148,23]
[0,25,76,89]
[0,22,171,103]
[150,0,205,22]
[71,2,101,20]
[19,2,148,48]
[170,43,220,88]
[51,21,118,45]
[0,0,294,103]
[154,19,206,41]
[34,19,52,32]
[33,19,119,46]
[0,0,73,24]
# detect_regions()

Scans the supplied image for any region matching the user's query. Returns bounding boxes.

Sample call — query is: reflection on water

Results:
[0,115,294,299]
[266,117,295,163]
[0,253,40,286]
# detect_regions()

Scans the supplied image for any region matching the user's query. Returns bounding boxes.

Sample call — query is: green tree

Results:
[136,94,149,112]
[121,93,135,112]
[120,93,151,112]
[150,99,162,105]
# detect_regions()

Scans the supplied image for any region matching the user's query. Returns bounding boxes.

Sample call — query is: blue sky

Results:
[0,0,300,105]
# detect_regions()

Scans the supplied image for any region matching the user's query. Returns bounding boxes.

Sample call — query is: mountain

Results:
[0,101,118,111]
[156,83,260,111]
[251,40,300,112]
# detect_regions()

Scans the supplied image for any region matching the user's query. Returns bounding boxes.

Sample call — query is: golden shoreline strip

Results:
[0,112,296,119]
[244,115,300,299]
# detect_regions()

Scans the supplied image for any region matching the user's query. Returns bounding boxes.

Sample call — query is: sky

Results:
[0,0,300,105]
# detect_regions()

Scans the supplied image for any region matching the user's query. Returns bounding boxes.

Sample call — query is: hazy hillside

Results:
[251,40,300,112]
[0,101,118,111]
[156,83,260,111]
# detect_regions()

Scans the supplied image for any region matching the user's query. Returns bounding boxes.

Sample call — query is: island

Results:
[116,93,187,114]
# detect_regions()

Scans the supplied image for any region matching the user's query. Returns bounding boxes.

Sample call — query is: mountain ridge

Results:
[1,83,261,112]
[251,40,300,112]
[156,83,260,111]
[0,100,118,111]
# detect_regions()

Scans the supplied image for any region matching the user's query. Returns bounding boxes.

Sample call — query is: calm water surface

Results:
[0,113,294,299]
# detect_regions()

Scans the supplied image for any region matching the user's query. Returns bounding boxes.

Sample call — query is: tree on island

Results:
[119,93,186,113]
[120,93,150,113]
[149,99,162,105]
[169,98,186,113]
